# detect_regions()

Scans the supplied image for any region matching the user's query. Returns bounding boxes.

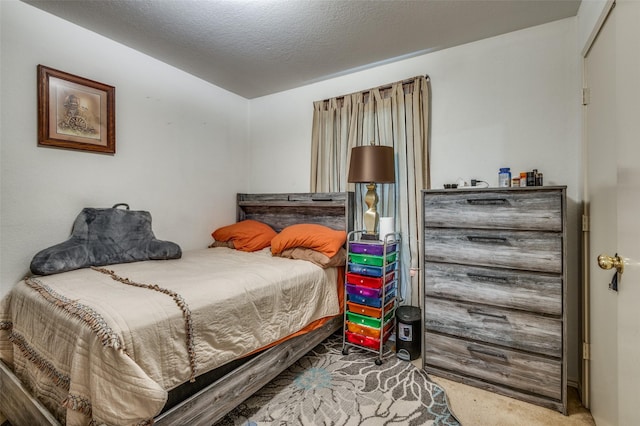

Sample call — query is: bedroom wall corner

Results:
[0,0,250,298]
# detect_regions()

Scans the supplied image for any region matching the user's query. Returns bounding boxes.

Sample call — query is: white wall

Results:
[248,18,580,193]
[0,1,249,297]
[248,18,583,384]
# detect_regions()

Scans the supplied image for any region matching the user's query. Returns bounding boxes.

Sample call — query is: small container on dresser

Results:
[342,231,400,365]
[422,186,567,414]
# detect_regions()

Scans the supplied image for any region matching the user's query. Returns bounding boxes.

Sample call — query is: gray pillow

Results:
[30,204,182,275]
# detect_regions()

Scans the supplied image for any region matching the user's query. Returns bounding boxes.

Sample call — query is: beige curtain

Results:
[310,76,431,307]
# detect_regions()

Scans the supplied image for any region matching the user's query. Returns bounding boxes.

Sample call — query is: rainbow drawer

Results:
[347,288,396,308]
[346,281,395,299]
[346,309,395,328]
[345,328,392,351]
[349,242,397,256]
[349,252,397,267]
[346,317,394,339]
[347,299,395,319]
[346,271,395,289]
[348,262,396,277]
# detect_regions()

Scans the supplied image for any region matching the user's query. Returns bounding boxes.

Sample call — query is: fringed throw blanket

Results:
[0,248,340,426]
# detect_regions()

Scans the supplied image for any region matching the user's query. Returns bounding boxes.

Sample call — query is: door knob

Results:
[597,253,624,274]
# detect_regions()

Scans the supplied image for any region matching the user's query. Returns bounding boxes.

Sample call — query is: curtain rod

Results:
[321,74,430,103]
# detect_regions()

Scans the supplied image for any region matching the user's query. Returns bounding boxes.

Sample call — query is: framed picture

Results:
[38,65,115,154]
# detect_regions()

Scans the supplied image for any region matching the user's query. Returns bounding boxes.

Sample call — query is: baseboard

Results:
[567,376,584,405]
[568,377,580,390]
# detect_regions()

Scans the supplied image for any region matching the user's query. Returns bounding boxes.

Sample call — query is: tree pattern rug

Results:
[216,333,460,425]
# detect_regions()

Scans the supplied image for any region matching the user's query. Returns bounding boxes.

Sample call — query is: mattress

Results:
[0,247,340,425]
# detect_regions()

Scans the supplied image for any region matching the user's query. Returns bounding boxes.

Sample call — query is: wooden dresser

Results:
[422,186,567,414]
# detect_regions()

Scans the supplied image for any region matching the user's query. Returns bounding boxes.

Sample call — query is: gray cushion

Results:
[30,205,182,275]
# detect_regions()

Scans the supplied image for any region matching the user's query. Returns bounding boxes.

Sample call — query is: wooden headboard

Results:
[237,192,354,232]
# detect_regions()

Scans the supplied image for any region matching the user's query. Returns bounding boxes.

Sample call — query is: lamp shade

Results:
[347,145,395,183]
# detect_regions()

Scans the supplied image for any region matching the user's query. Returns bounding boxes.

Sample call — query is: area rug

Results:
[216,333,460,426]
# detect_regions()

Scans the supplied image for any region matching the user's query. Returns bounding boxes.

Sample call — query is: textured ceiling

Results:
[24,0,581,99]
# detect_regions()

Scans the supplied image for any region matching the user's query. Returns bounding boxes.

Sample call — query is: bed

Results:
[0,192,354,426]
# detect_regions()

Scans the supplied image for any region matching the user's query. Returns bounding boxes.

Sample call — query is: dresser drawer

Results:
[425,262,562,315]
[346,271,396,289]
[424,228,562,273]
[346,309,395,329]
[348,262,396,277]
[349,252,397,267]
[346,329,392,351]
[424,331,562,400]
[425,298,561,357]
[347,318,394,339]
[347,300,395,319]
[350,241,397,255]
[347,287,396,308]
[423,189,562,231]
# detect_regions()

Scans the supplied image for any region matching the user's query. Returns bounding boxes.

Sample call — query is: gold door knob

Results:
[597,253,624,274]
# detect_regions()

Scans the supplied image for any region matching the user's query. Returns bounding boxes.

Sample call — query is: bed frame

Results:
[0,191,354,426]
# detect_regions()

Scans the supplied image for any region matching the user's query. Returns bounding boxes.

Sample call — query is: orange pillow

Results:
[211,220,276,252]
[271,224,346,258]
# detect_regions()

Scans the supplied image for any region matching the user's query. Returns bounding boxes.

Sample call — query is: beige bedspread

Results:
[0,247,340,425]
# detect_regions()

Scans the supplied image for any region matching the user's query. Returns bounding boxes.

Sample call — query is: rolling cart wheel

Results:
[342,348,349,355]
[375,358,383,366]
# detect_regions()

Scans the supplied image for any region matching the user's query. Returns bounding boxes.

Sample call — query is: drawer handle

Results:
[466,236,508,244]
[466,198,508,205]
[467,309,508,321]
[466,273,509,284]
[467,346,508,360]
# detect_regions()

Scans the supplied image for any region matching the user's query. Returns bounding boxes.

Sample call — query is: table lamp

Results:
[347,144,395,240]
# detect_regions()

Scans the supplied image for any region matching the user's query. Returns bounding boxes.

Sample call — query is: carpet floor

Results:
[431,376,595,426]
[216,333,460,425]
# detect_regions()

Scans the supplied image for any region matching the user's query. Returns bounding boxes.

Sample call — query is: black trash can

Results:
[395,305,421,361]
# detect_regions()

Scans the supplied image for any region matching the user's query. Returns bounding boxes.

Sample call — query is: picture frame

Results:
[38,65,115,154]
